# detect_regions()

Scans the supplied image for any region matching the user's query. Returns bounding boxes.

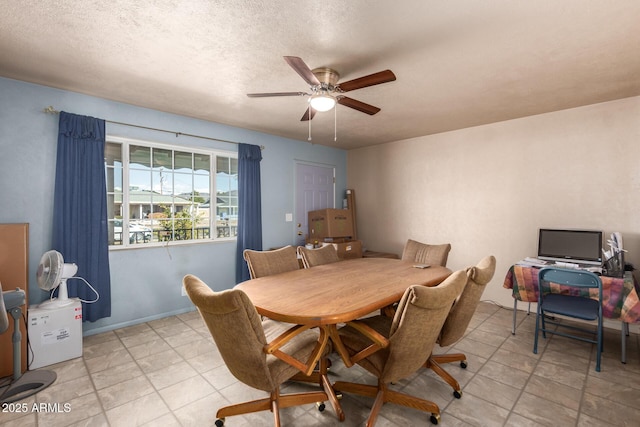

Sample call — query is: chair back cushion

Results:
[243,245,300,279]
[438,255,496,347]
[401,239,452,267]
[297,245,340,268]
[382,270,467,383]
[183,274,276,391]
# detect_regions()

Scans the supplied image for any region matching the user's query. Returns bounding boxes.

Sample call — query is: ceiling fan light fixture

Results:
[309,94,336,112]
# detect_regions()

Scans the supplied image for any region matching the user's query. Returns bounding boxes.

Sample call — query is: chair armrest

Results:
[342,320,390,365]
[264,324,328,376]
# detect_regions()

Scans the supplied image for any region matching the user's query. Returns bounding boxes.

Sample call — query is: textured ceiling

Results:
[2,1,640,149]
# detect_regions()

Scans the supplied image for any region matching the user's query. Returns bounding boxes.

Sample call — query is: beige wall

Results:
[348,96,640,308]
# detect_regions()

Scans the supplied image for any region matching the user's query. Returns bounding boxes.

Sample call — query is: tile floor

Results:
[2,302,639,427]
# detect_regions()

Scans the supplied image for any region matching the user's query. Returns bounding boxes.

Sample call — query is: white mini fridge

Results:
[28,299,83,369]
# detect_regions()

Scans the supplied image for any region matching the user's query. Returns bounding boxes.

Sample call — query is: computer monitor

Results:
[537,228,603,266]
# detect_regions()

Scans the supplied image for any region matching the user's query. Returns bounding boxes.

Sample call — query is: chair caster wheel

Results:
[215,418,225,427]
[316,402,325,412]
[460,360,467,369]
[453,390,462,399]
[430,413,440,424]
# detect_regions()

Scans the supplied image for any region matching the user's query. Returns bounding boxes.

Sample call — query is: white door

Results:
[295,163,335,245]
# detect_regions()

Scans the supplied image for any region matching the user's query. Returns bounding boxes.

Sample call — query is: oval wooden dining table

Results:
[235,257,452,366]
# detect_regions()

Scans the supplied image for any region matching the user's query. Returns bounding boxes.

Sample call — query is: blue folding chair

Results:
[533,267,603,372]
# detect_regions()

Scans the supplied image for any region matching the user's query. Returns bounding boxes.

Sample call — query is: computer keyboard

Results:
[554,261,580,269]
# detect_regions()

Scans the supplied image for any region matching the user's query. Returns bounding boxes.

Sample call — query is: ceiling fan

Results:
[247,56,396,121]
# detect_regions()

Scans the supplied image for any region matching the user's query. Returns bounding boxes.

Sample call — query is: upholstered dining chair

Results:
[425,255,496,398]
[183,274,344,426]
[297,245,340,268]
[243,245,300,279]
[401,239,452,267]
[333,270,468,426]
[380,239,453,318]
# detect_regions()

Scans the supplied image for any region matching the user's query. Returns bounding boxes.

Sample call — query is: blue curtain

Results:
[235,143,263,283]
[52,112,111,322]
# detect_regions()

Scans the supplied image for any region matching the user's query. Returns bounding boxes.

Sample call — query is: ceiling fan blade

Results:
[247,92,307,97]
[337,70,396,92]
[300,106,317,121]
[337,97,381,115]
[284,56,321,86]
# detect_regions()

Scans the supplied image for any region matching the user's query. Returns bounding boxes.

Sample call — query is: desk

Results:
[235,258,452,366]
[503,265,640,362]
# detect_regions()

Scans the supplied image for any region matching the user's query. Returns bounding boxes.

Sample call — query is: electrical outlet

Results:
[181,286,187,297]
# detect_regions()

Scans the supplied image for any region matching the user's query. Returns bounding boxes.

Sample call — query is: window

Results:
[104,137,238,247]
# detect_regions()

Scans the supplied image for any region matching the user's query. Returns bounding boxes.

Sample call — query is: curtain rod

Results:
[43,106,264,150]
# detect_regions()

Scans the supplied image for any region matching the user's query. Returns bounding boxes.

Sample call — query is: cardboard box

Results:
[306,237,350,245]
[308,208,354,239]
[327,240,363,259]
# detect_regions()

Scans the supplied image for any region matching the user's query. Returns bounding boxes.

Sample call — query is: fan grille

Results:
[36,250,64,291]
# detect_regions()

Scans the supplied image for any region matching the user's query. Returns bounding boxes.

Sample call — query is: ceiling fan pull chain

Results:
[334,105,337,141]
[308,105,312,142]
